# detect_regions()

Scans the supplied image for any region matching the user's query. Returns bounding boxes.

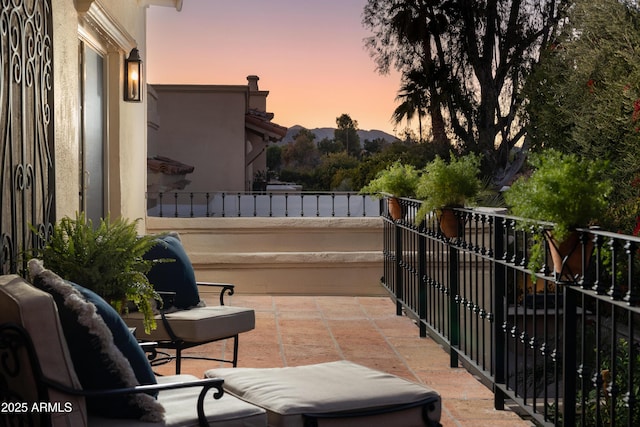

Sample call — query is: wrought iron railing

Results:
[146,191,380,218]
[382,196,640,427]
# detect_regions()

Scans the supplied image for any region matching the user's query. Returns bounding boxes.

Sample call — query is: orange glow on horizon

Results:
[146,0,405,136]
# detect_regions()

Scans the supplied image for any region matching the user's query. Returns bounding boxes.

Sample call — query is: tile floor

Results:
[153,294,533,427]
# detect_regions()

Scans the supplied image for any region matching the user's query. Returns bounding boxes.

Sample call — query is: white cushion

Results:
[205,361,441,427]
[88,374,267,427]
[0,275,87,427]
[124,306,255,342]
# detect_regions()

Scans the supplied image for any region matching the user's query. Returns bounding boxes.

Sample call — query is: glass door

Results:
[79,42,106,224]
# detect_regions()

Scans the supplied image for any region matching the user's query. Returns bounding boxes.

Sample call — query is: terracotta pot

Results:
[438,208,461,238]
[546,230,594,281]
[387,197,404,220]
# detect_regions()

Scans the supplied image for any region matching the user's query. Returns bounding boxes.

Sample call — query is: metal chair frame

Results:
[145,282,243,374]
[0,322,224,427]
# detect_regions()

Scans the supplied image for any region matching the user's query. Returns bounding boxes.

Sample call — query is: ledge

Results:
[147,216,383,231]
[190,251,383,266]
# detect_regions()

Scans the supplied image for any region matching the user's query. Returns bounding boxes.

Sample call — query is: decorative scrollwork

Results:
[1,0,54,275]
[0,323,46,427]
[1,233,14,274]
[0,327,22,377]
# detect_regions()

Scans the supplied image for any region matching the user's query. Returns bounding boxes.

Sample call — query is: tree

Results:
[314,152,359,190]
[334,114,361,157]
[363,138,386,156]
[392,70,429,142]
[282,128,320,171]
[524,0,640,232]
[363,0,567,181]
[318,137,343,155]
[266,145,283,172]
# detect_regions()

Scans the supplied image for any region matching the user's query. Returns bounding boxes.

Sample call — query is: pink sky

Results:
[146,0,402,135]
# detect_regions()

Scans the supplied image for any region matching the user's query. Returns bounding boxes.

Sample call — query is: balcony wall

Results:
[146,216,386,296]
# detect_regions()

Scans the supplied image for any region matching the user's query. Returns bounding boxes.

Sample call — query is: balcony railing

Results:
[147,191,380,218]
[382,196,640,427]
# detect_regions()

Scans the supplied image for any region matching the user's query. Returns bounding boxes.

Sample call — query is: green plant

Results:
[578,337,640,426]
[504,150,612,273]
[414,153,483,223]
[359,160,420,198]
[33,212,161,334]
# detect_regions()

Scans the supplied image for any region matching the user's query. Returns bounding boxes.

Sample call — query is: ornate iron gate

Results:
[0,0,55,275]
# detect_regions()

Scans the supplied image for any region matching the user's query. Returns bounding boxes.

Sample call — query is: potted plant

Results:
[415,153,483,237]
[33,212,162,333]
[360,161,420,220]
[504,150,612,279]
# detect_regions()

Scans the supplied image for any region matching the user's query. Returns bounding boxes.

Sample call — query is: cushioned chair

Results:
[122,234,255,374]
[0,264,267,427]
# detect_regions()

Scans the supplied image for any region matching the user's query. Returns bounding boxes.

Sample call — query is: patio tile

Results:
[315,297,367,319]
[394,345,454,369]
[274,296,318,311]
[444,398,528,422]
[277,310,322,320]
[280,330,335,347]
[454,419,532,427]
[326,318,380,335]
[374,316,424,337]
[282,344,342,365]
[154,295,531,426]
[339,344,397,360]
[277,317,326,330]
[212,294,274,309]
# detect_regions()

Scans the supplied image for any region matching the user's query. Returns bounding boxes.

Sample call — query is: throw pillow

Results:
[144,234,201,309]
[28,259,164,421]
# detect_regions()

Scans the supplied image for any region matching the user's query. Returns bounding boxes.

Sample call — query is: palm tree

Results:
[387,2,449,148]
[392,70,428,142]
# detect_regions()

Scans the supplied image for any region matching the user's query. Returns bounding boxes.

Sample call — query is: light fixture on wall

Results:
[124,48,142,102]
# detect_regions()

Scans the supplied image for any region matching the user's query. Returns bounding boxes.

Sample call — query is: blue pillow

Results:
[28,259,164,422]
[71,284,157,389]
[145,235,201,309]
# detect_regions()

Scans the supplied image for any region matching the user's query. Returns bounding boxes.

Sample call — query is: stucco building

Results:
[147,76,287,195]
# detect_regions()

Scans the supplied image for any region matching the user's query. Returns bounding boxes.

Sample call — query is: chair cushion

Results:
[205,361,441,427]
[71,283,157,388]
[28,259,164,422]
[89,375,268,427]
[145,234,201,309]
[124,305,255,342]
[0,275,87,427]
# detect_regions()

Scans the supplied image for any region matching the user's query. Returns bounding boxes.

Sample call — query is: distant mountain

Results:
[280,125,398,145]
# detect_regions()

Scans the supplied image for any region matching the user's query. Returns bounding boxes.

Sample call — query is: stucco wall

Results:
[52,0,149,227]
[52,0,82,219]
[151,85,248,192]
[146,217,386,296]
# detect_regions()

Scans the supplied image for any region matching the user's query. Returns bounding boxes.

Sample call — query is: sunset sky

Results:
[146,0,403,135]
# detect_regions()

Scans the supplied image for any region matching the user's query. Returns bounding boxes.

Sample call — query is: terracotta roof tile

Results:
[147,156,195,175]
[246,109,288,140]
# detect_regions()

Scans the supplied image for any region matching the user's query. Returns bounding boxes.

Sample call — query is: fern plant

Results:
[33,212,161,333]
[359,161,420,198]
[415,153,483,224]
[504,150,612,273]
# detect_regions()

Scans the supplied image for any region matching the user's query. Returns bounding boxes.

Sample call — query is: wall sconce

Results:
[124,48,142,102]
